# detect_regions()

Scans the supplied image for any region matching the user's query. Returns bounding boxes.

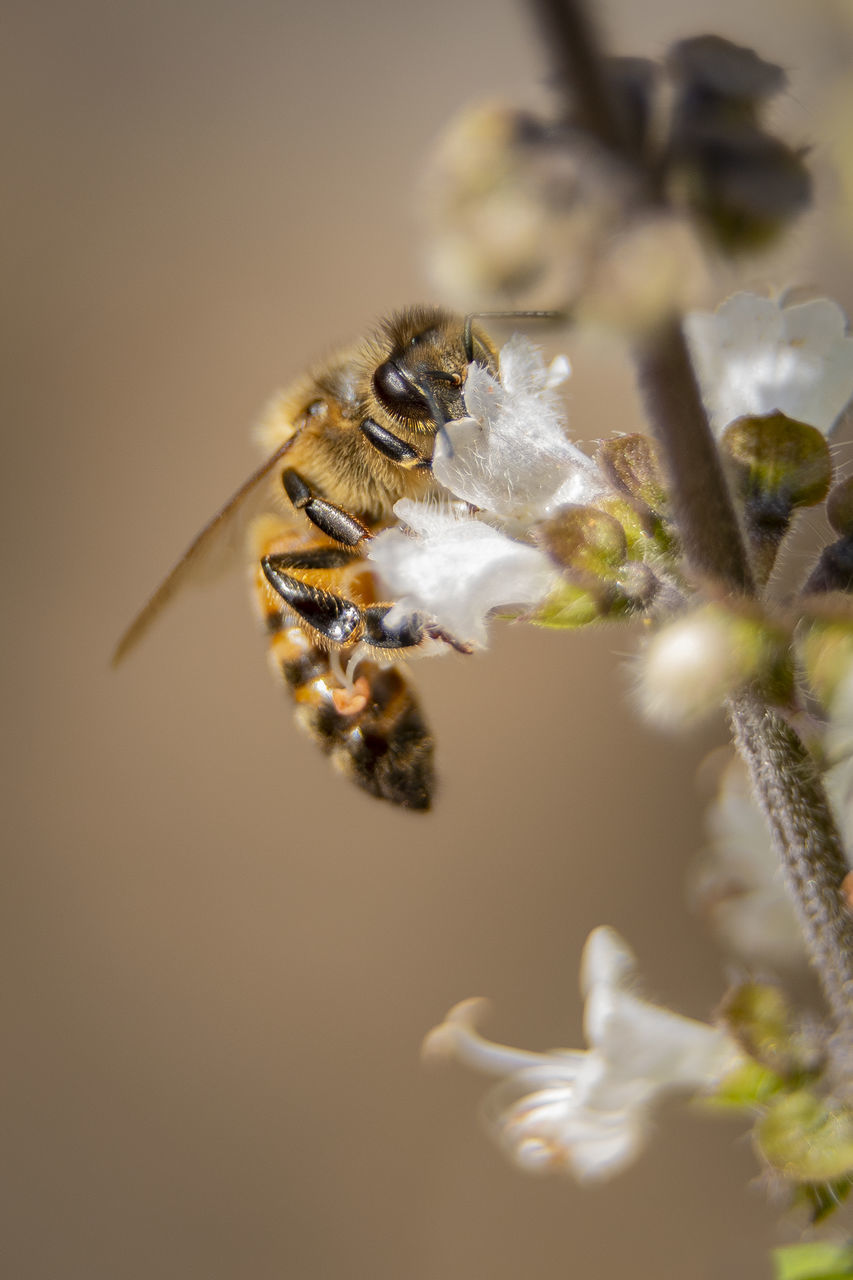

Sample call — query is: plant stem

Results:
[633,320,754,593]
[526,0,853,1042]
[730,693,853,1043]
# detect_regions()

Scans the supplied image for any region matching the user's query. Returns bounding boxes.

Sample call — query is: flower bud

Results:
[798,610,853,709]
[721,412,832,583]
[665,38,810,252]
[597,433,669,519]
[827,477,853,538]
[757,1090,853,1183]
[718,983,803,1079]
[721,413,833,511]
[666,35,787,108]
[801,541,853,598]
[534,578,623,629]
[538,505,627,577]
[637,604,790,727]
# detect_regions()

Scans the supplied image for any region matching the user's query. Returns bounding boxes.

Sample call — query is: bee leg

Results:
[257,558,435,810]
[282,468,373,547]
[262,559,364,647]
[362,606,473,655]
[359,417,430,471]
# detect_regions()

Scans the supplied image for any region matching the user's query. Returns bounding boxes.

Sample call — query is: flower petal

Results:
[368,501,557,648]
[685,293,853,436]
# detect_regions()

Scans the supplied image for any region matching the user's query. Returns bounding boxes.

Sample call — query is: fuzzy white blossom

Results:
[692,756,809,969]
[693,675,853,970]
[433,334,604,529]
[685,293,853,437]
[369,499,557,649]
[424,927,743,1181]
[368,336,602,649]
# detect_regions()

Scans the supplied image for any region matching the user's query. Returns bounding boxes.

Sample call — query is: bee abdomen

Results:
[269,625,434,810]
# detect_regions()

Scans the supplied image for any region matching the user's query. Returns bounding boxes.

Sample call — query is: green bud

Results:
[597,434,669,518]
[534,578,629,629]
[704,1057,784,1111]
[539,505,627,578]
[757,1090,853,1183]
[721,413,832,584]
[719,982,802,1079]
[722,413,832,511]
[638,603,792,726]
[799,613,853,710]
[595,494,659,555]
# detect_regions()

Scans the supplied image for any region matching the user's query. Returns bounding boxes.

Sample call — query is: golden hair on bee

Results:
[114,306,498,809]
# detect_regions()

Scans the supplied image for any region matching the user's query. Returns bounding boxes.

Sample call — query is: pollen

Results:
[332,676,370,717]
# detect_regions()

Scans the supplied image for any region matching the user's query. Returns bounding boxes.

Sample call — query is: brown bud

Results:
[597,434,668,518]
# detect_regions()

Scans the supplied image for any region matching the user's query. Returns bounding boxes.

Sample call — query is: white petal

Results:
[486,1068,649,1180]
[692,755,807,968]
[422,999,567,1077]
[685,293,853,436]
[584,985,739,1096]
[579,925,637,999]
[433,335,604,522]
[368,501,557,648]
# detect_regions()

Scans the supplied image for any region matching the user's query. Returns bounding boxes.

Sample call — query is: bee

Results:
[113,307,499,810]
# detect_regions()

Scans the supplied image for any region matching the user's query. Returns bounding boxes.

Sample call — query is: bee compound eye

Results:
[372,359,428,415]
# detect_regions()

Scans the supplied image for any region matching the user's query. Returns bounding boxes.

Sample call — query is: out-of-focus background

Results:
[3,1,852,1276]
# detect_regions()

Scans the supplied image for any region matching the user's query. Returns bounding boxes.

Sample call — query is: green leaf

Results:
[772,1241,853,1280]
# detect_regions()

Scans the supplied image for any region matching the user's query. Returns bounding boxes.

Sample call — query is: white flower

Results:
[433,335,605,529]
[423,927,743,1181]
[685,293,853,437]
[693,699,853,971]
[368,500,557,649]
[692,755,808,969]
[368,335,599,648]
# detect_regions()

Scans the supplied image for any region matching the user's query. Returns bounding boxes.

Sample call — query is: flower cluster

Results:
[369,291,853,685]
[368,336,604,648]
[423,37,809,325]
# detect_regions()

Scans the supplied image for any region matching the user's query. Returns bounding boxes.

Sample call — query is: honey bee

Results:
[113,307,499,810]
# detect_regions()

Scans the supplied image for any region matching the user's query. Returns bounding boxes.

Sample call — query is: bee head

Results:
[371,307,497,432]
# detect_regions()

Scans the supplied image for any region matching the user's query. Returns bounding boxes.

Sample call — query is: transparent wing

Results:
[112,437,297,666]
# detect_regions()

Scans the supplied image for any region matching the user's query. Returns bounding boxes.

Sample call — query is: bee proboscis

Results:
[114,307,499,810]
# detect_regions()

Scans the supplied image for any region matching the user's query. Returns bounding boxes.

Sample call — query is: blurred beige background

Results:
[3,1,852,1277]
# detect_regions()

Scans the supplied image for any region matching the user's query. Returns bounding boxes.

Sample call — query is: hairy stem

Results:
[633,320,754,593]
[526,0,853,1038]
[730,693,853,1042]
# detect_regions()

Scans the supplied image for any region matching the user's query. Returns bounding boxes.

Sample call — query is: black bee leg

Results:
[359,418,431,471]
[282,468,373,546]
[361,606,472,654]
[262,558,363,646]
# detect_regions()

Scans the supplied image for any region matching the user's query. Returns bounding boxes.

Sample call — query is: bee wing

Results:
[112,437,297,666]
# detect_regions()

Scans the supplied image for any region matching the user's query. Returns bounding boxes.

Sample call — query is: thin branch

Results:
[730,693,853,1044]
